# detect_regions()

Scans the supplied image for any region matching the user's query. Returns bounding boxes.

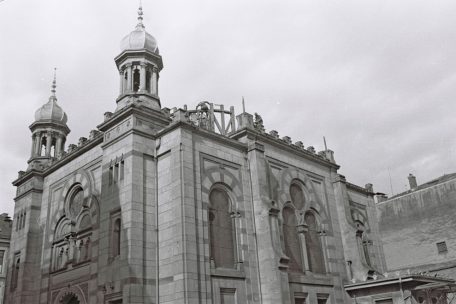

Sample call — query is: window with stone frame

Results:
[317,296,329,304]
[146,69,152,92]
[0,250,4,273]
[133,68,140,92]
[304,211,326,274]
[208,186,237,269]
[11,254,20,290]
[113,219,121,257]
[437,241,448,254]
[355,221,373,268]
[109,210,122,261]
[283,205,303,273]
[109,157,125,186]
[294,297,307,304]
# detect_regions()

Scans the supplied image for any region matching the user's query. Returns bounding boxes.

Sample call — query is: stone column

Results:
[152,67,158,95]
[38,134,43,156]
[119,69,124,95]
[127,65,132,91]
[247,140,291,304]
[140,64,146,92]
[297,224,310,271]
[45,132,52,157]
[34,132,41,156]
[55,135,63,157]
[30,134,36,158]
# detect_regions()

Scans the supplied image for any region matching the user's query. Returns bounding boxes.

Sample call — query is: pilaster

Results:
[247,139,291,304]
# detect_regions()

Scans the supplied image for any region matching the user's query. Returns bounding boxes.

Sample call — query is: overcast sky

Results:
[1,0,456,216]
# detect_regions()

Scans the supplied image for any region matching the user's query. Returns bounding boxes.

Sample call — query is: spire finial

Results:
[136,0,145,29]
[50,68,57,99]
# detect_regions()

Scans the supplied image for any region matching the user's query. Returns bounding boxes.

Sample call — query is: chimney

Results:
[408,173,417,189]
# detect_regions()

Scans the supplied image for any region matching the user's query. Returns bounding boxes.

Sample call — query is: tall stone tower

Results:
[9,71,70,304]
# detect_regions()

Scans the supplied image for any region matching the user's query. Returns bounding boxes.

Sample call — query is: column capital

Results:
[297,224,308,234]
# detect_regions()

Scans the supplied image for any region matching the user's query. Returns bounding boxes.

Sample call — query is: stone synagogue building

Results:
[6,6,456,304]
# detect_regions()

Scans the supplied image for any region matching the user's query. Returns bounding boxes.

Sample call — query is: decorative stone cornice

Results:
[231,128,339,170]
[97,103,171,132]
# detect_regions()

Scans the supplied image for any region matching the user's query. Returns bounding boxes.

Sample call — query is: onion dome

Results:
[120,5,159,54]
[34,69,68,125]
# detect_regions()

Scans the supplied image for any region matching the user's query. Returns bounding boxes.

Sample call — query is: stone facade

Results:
[8,5,453,304]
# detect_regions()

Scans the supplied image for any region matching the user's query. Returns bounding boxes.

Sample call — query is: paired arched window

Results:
[304,212,325,274]
[208,186,236,269]
[283,181,326,274]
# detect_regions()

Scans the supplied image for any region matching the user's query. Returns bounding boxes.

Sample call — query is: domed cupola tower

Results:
[28,69,70,170]
[115,5,163,111]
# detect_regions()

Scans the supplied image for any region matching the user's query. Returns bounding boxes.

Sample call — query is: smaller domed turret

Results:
[115,4,164,111]
[28,69,70,170]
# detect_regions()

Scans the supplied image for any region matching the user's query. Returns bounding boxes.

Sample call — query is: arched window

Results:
[68,187,84,218]
[208,187,236,269]
[61,293,80,304]
[146,70,152,92]
[40,137,47,156]
[133,68,140,92]
[11,257,19,290]
[355,221,372,268]
[283,206,303,272]
[113,218,121,257]
[304,212,325,274]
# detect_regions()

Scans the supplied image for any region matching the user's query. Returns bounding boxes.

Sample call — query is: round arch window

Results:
[290,183,305,210]
[69,187,84,217]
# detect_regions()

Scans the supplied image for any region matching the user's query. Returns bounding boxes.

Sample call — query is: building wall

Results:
[6,106,390,304]
[377,177,456,278]
[39,143,103,304]
[333,179,387,285]
[0,214,12,304]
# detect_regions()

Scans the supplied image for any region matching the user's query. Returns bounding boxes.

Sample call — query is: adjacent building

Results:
[0,213,12,304]
[377,173,456,279]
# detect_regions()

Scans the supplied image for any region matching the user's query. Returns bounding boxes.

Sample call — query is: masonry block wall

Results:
[377,176,456,278]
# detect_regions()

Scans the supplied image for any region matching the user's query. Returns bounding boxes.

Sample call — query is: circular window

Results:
[69,188,84,217]
[290,183,305,210]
